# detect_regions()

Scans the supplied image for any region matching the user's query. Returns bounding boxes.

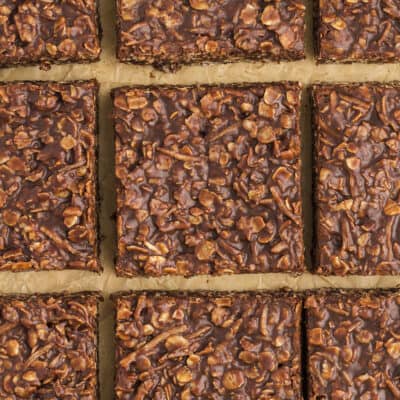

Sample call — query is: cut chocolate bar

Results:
[313,83,400,275]
[114,291,303,399]
[0,0,101,67]
[113,83,304,277]
[116,0,306,70]
[315,0,400,63]
[0,292,101,399]
[305,290,400,399]
[0,80,100,272]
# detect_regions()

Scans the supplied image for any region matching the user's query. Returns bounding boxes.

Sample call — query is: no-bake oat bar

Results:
[305,290,400,399]
[113,83,304,277]
[114,291,303,399]
[0,0,101,68]
[0,292,101,399]
[0,80,100,272]
[315,0,400,63]
[116,0,306,70]
[313,83,400,275]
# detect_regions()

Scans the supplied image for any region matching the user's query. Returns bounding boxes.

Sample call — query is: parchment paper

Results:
[1,0,400,398]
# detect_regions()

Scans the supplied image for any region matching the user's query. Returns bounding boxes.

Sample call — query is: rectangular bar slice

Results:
[0,0,101,68]
[313,83,400,275]
[0,292,101,399]
[114,291,303,400]
[113,83,304,277]
[305,290,400,399]
[315,0,400,63]
[0,80,100,272]
[116,0,306,69]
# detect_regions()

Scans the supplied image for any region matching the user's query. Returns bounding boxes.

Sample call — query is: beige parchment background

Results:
[1,0,400,398]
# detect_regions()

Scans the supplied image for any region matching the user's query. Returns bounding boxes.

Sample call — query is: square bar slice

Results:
[116,0,305,69]
[114,291,303,400]
[0,0,101,67]
[305,290,400,399]
[113,83,304,277]
[313,83,400,275]
[0,80,100,272]
[315,0,400,63]
[0,292,101,399]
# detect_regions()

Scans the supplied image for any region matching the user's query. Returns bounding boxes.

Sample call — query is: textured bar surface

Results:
[315,0,400,63]
[0,292,100,399]
[0,0,101,68]
[0,80,100,272]
[306,290,400,400]
[313,83,400,275]
[116,0,306,69]
[114,291,303,399]
[113,83,304,277]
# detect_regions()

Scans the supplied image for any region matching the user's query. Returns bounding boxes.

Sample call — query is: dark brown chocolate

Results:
[114,291,303,400]
[0,292,101,399]
[116,0,306,70]
[0,80,100,272]
[113,84,304,277]
[0,0,101,68]
[305,290,400,399]
[315,0,400,63]
[313,83,400,275]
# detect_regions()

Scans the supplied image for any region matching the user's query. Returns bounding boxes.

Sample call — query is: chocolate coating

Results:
[114,291,303,400]
[313,83,400,275]
[0,80,100,272]
[306,290,400,400]
[116,0,306,70]
[113,84,304,277]
[315,0,400,63]
[0,0,101,67]
[0,292,100,399]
